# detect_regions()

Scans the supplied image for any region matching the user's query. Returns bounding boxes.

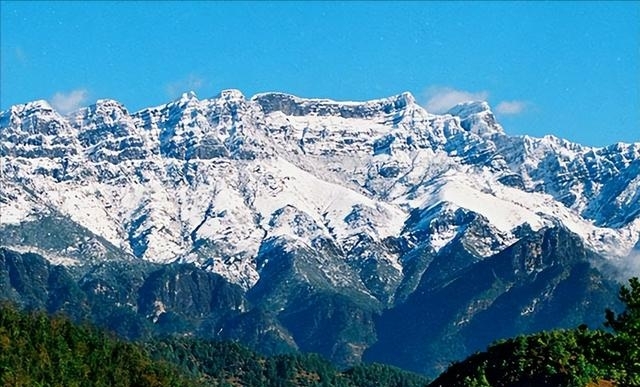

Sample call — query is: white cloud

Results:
[594,249,640,282]
[495,100,528,115]
[617,250,640,279]
[50,89,89,114]
[423,86,489,114]
[15,47,27,64]
[166,74,205,98]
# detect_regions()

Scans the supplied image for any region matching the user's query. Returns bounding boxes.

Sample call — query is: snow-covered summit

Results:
[216,89,245,101]
[447,100,492,117]
[252,91,418,119]
[446,100,504,136]
[8,99,56,115]
[1,89,639,290]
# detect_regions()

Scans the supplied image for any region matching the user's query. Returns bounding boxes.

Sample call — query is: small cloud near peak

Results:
[50,89,89,114]
[495,100,528,115]
[165,74,205,99]
[423,86,489,114]
[15,47,28,64]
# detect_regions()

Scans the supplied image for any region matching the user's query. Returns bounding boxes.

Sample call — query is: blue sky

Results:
[1,1,638,146]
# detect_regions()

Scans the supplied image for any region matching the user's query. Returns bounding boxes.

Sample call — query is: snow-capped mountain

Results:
[2,90,638,280]
[1,89,638,375]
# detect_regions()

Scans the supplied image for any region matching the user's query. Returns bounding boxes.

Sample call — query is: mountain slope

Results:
[365,226,622,375]
[428,277,640,387]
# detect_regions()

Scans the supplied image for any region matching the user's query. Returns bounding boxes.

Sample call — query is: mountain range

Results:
[1,89,638,376]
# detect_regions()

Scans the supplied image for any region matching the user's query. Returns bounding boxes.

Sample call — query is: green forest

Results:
[0,302,427,387]
[430,277,640,387]
[1,277,638,387]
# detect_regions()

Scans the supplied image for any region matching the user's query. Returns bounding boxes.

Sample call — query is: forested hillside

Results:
[1,278,638,386]
[0,302,428,387]
[429,277,640,387]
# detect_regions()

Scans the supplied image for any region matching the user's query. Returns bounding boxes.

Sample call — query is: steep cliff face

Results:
[0,90,637,375]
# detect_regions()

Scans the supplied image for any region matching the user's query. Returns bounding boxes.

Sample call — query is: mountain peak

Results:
[169,91,199,106]
[91,99,129,113]
[446,101,503,136]
[395,91,417,105]
[13,99,55,115]
[181,90,198,100]
[252,91,418,119]
[216,89,245,101]
[1,99,63,129]
[446,100,492,118]
[67,99,129,126]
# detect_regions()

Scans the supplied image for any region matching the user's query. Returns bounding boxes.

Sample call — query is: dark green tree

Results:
[605,277,640,385]
[605,277,640,336]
